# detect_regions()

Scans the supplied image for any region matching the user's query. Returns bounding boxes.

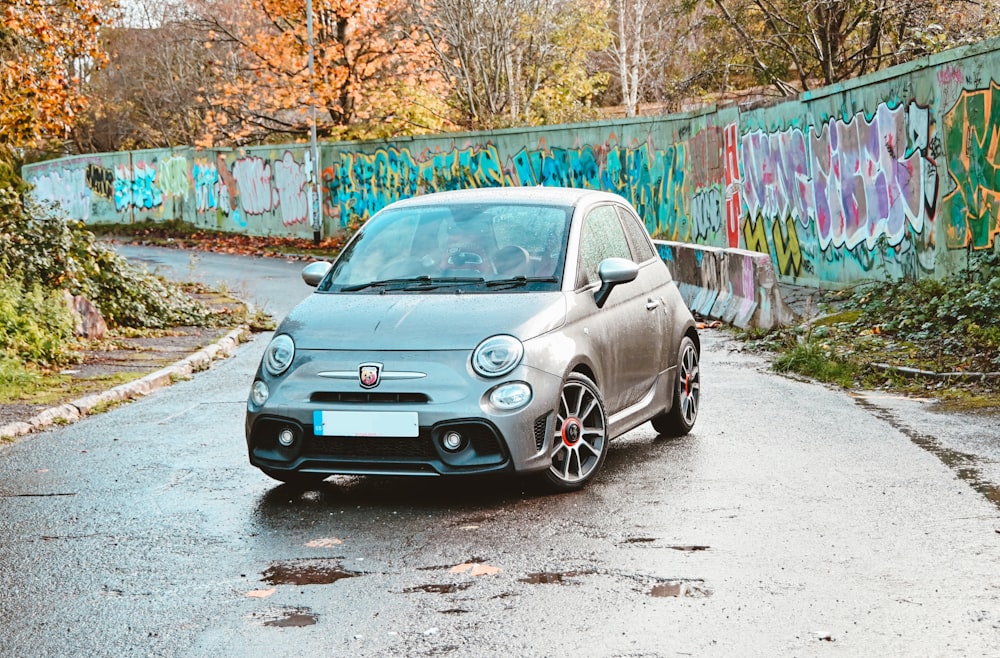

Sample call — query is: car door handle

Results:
[645,298,661,311]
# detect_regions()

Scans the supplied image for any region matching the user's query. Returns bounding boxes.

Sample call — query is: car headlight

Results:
[472,335,523,377]
[263,334,295,376]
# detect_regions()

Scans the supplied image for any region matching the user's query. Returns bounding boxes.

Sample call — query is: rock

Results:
[63,290,108,339]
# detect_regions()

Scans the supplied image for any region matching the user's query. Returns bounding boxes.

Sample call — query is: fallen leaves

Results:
[449,562,501,576]
[305,537,343,548]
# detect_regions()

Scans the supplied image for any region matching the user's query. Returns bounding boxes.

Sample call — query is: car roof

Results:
[382,186,629,210]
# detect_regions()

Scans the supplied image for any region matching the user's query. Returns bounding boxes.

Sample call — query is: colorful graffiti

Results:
[723,123,741,248]
[192,158,218,213]
[86,164,114,201]
[22,44,1000,289]
[159,155,190,199]
[114,161,163,212]
[29,166,93,222]
[320,135,724,241]
[272,151,311,226]
[740,101,938,278]
[941,82,1000,250]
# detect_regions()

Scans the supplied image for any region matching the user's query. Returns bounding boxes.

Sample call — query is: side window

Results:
[617,206,657,263]
[577,205,631,287]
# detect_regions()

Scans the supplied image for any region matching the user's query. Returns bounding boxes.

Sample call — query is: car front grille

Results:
[310,391,430,404]
[305,432,437,460]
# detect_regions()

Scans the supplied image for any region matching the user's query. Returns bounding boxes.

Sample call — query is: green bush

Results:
[0,187,213,329]
[0,277,75,366]
[850,250,1000,369]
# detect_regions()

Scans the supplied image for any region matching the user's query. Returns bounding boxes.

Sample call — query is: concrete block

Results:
[655,241,797,329]
[656,242,723,317]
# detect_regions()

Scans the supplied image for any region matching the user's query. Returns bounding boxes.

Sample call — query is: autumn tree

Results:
[185,0,451,146]
[707,0,1000,95]
[1,0,117,149]
[597,0,704,116]
[420,0,611,129]
[72,5,220,151]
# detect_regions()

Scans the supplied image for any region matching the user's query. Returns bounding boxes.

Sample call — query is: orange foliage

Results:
[194,0,449,146]
[0,0,113,147]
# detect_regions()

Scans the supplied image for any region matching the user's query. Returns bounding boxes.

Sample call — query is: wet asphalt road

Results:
[1,246,999,657]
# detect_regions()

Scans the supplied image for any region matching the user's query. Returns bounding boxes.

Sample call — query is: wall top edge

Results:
[21,36,1000,174]
[799,35,1000,103]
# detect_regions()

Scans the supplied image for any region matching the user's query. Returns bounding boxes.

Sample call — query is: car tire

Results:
[541,372,609,492]
[651,335,700,437]
[260,468,328,488]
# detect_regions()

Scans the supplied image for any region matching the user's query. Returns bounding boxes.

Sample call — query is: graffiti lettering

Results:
[723,123,741,248]
[272,151,309,226]
[114,161,163,212]
[691,187,722,241]
[742,101,936,254]
[941,81,1000,249]
[29,167,92,222]
[86,164,114,200]
[192,159,218,213]
[772,216,803,277]
[159,155,190,199]
[232,156,275,216]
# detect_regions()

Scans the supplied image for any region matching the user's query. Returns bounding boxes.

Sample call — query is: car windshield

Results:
[319,200,572,293]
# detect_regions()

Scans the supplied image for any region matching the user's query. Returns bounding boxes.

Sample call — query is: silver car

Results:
[245,187,700,491]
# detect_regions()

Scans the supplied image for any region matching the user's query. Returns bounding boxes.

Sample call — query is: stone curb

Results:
[0,325,249,442]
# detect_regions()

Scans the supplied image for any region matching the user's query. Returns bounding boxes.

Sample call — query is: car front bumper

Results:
[245,349,562,478]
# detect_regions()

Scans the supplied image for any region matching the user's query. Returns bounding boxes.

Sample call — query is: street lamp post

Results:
[307,0,322,245]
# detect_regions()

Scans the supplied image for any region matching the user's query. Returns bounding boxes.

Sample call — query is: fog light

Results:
[490,382,532,410]
[442,431,463,452]
[277,428,295,447]
[250,380,269,407]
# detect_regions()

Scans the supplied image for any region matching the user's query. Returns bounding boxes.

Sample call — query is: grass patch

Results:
[773,342,858,388]
[0,364,143,407]
[742,251,1000,408]
[0,357,46,401]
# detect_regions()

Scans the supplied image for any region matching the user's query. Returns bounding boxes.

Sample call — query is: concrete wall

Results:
[23,38,1000,292]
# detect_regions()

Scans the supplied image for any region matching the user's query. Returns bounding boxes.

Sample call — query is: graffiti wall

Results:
[23,38,1000,287]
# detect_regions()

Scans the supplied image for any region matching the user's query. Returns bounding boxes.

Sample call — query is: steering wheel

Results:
[493,245,531,276]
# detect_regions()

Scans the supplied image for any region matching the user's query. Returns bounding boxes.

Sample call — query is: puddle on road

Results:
[404,582,474,594]
[262,559,361,586]
[854,397,1000,510]
[649,580,711,598]
[262,608,318,628]
[518,570,594,584]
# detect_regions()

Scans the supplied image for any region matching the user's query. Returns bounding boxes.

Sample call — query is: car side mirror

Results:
[594,257,639,308]
[301,261,332,287]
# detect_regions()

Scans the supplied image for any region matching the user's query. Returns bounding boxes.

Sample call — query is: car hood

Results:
[280,292,567,350]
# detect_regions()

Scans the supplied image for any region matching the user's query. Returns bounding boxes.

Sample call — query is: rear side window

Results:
[617,206,656,263]
[577,205,631,287]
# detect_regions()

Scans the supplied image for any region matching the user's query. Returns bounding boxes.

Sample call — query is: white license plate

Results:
[313,410,419,437]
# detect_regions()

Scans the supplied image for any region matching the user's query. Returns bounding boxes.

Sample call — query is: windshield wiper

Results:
[341,276,432,292]
[341,276,490,292]
[406,277,487,291]
[484,276,559,289]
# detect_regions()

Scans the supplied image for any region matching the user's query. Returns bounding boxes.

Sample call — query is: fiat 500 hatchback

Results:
[246,187,700,490]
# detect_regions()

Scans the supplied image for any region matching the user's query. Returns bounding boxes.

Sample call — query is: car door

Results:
[573,204,662,413]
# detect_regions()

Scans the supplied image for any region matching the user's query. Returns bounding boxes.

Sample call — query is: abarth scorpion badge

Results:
[359,363,382,389]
